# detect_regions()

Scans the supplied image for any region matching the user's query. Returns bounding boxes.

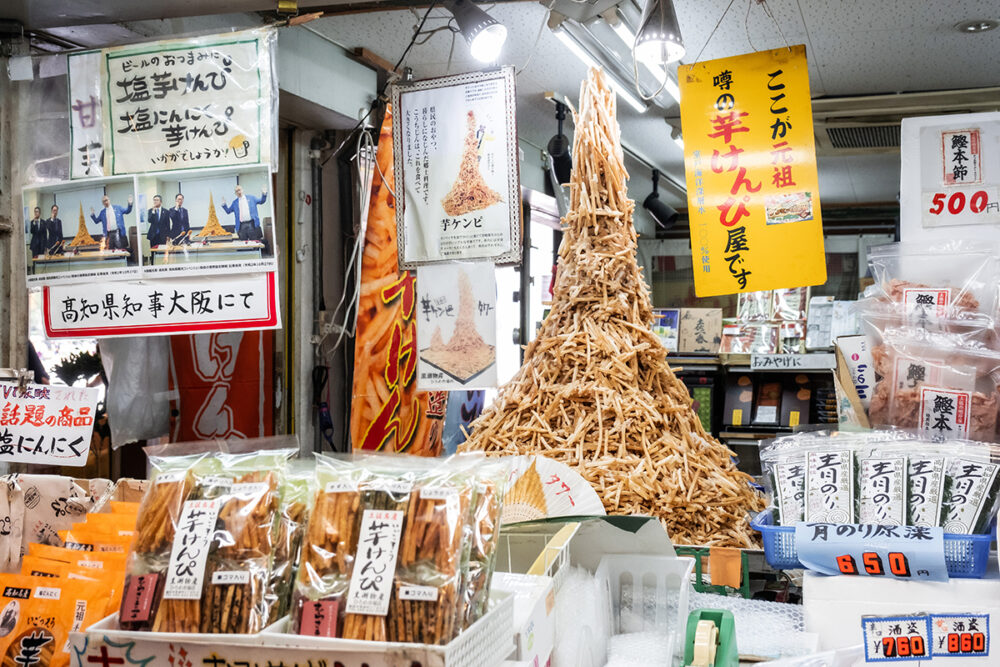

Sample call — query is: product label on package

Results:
[163,498,221,600]
[920,387,971,439]
[796,522,948,581]
[344,509,404,616]
[231,482,269,498]
[838,335,874,409]
[325,481,358,494]
[299,599,338,637]
[398,584,439,601]
[155,471,185,485]
[862,615,932,662]
[774,461,806,524]
[908,457,946,528]
[859,458,907,526]
[121,572,159,623]
[930,614,990,657]
[805,450,855,523]
[211,570,250,585]
[33,587,60,600]
[902,288,950,325]
[942,458,1000,534]
[420,486,459,501]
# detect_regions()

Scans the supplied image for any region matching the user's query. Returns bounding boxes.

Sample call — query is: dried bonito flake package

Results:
[866,240,1000,323]
[118,442,295,634]
[292,453,506,645]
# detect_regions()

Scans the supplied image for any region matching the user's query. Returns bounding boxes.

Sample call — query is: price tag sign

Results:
[863,615,932,662]
[931,614,990,658]
[795,522,949,581]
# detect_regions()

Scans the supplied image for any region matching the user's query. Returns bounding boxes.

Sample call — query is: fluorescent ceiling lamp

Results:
[635,0,685,66]
[553,27,648,113]
[448,0,508,63]
[610,21,681,104]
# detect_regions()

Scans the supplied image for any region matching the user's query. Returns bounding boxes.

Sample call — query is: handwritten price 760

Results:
[928,191,989,215]
[882,635,926,658]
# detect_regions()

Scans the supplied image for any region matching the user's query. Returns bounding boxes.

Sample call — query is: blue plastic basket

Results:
[750,511,994,579]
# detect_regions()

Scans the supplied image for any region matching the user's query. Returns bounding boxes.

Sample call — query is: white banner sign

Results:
[68,51,105,179]
[416,261,497,390]
[901,112,1000,242]
[393,68,520,267]
[101,29,275,175]
[0,383,98,466]
[43,272,280,338]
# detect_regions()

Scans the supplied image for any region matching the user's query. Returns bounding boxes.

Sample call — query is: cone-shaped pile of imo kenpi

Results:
[458,68,764,547]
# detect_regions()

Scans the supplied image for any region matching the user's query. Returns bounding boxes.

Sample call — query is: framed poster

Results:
[392,67,521,268]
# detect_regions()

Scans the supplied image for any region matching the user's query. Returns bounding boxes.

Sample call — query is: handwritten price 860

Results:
[836,551,911,577]
[947,632,986,654]
[882,636,926,658]
[928,191,989,215]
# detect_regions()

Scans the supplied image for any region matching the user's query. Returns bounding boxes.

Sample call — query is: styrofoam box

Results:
[69,591,513,667]
[804,559,1000,665]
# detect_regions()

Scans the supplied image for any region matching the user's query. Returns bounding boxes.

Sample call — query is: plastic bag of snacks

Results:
[0,476,24,573]
[866,240,1000,323]
[458,459,506,628]
[737,291,773,322]
[266,458,314,625]
[773,287,809,322]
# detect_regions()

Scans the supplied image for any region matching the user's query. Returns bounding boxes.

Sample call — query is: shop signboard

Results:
[41,272,280,338]
[67,28,277,176]
[351,107,446,456]
[900,112,1000,242]
[391,67,521,268]
[0,383,98,466]
[415,261,498,390]
[679,45,826,297]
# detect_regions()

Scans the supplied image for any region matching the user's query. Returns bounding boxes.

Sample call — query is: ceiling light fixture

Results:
[448,0,508,62]
[954,19,999,33]
[552,26,649,112]
[610,18,681,104]
[643,169,679,229]
[635,0,685,66]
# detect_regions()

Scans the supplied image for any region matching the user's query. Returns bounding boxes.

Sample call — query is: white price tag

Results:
[420,486,459,501]
[930,613,990,657]
[211,570,251,586]
[163,498,221,600]
[344,509,404,616]
[325,481,358,494]
[862,615,932,662]
[398,585,439,602]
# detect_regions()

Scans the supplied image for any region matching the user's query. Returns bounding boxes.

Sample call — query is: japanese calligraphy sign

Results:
[392,67,521,267]
[42,271,280,338]
[163,498,221,599]
[416,261,498,390]
[67,51,105,179]
[930,614,990,658]
[795,522,949,581]
[862,615,932,662]
[344,509,404,616]
[900,112,1000,240]
[98,29,276,175]
[352,107,445,456]
[0,383,98,467]
[679,45,826,297]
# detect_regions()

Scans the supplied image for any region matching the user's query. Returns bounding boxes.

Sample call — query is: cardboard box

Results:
[724,374,755,427]
[679,308,722,354]
[492,572,555,666]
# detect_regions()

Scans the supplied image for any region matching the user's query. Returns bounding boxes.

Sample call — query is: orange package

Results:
[58,529,133,555]
[110,501,140,516]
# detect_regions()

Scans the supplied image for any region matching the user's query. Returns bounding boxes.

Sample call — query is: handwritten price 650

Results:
[836,551,911,577]
[928,191,990,215]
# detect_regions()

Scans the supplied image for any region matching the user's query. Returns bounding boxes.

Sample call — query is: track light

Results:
[635,0,685,66]
[447,0,507,63]
[547,101,572,186]
[643,169,679,230]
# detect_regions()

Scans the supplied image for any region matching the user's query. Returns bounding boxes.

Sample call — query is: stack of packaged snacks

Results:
[722,288,810,354]
[293,454,506,644]
[266,460,314,625]
[760,430,1000,535]
[119,446,298,634]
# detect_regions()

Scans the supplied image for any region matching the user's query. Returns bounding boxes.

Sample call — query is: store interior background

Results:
[2,0,999,463]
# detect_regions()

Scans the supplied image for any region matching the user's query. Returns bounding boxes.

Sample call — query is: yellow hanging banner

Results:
[679,45,826,297]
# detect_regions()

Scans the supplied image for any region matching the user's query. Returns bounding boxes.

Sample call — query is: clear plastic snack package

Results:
[773,287,809,322]
[866,240,1000,322]
[266,458,315,625]
[738,290,774,322]
[458,459,507,628]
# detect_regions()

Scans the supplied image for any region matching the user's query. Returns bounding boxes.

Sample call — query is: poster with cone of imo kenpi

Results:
[459,69,765,547]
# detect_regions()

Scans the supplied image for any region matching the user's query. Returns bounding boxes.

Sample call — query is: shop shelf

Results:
[750,511,993,579]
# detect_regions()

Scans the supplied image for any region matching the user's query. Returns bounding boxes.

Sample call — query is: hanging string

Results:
[693,0,738,63]
[744,0,760,51]
[758,0,793,51]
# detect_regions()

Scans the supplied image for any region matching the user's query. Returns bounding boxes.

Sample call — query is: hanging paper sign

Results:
[351,107,446,456]
[416,261,498,390]
[67,51,105,179]
[99,28,276,175]
[679,45,826,297]
[795,522,949,581]
[0,383,98,466]
[392,67,520,267]
[42,271,280,338]
[862,615,932,662]
[900,113,1000,240]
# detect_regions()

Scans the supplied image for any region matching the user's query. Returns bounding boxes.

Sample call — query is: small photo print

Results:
[765,191,814,225]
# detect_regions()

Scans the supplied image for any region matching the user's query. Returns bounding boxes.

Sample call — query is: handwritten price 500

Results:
[928,191,990,215]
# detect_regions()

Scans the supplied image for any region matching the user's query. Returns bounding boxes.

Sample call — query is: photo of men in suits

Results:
[90,194,133,250]
[169,193,192,245]
[28,207,45,257]
[221,185,268,241]
[146,195,169,247]
[46,205,64,255]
